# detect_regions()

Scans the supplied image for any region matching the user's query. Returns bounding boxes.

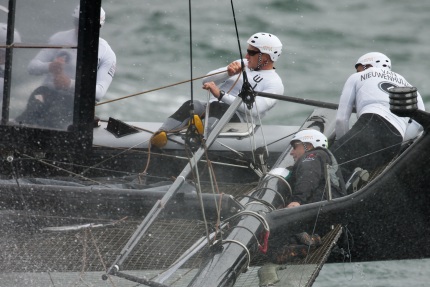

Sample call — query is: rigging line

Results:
[96,69,227,106]
[271,178,330,284]
[201,65,241,141]
[95,144,250,169]
[140,145,151,178]
[20,155,167,180]
[18,154,174,184]
[230,0,256,111]
[244,106,257,164]
[265,131,296,147]
[203,70,241,139]
[78,228,89,283]
[335,140,405,168]
[47,273,55,286]
[88,229,117,287]
[138,156,152,185]
[153,222,229,284]
[189,145,212,245]
[186,140,224,244]
[344,225,354,261]
[115,121,187,147]
[250,103,270,169]
[20,153,111,187]
[296,180,332,285]
[188,0,193,105]
[201,66,241,140]
[230,0,244,66]
[254,102,270,159]
[203,145,224,237]
[183,144,213,244]
[338,225,354,280]
[104,97,245,276]
[81,139,151,176]
[214,140,245,157]
[240,97,270,169]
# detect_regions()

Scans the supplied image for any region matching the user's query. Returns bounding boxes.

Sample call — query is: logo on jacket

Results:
[378,82,398,95]
[303,153,317,162]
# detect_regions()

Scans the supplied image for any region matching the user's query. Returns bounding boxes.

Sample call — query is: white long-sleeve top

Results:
[335,67,425,139]
[27,29,116,102]
[202,59,284,122]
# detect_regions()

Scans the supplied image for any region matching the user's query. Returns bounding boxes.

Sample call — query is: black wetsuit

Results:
[286,147,346,205]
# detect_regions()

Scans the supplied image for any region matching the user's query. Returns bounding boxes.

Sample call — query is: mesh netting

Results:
[0,180,340,287]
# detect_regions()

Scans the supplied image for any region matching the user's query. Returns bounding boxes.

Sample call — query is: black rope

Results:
[230,0,255,110]
[188,0,193,105]
[185,0,202,151]
[230,0,243,68]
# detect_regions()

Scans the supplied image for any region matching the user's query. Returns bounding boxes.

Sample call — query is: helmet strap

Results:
[251,53,270,71]
[302,143,309,152]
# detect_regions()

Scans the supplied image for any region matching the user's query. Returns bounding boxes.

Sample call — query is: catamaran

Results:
[1,1,429,286]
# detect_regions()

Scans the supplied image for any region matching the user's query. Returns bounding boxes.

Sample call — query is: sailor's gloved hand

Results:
[53,73,72,90]
[49,57,65,75]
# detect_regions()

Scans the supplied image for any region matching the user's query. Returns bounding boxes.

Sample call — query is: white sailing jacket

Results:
[202,59,284,122]
[28,29,116,102]
[336,67,425,139]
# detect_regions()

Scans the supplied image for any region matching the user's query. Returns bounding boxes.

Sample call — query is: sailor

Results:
[0,22,21,100]
[330,52,426,180]
[151,32,284,148]
[286,129,346,208]
[16,5,116,128]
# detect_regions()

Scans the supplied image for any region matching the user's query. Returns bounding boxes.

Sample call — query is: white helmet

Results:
[355,52,391,70]
[0,22,21,44]
[290,129,328,148]
[73,5,106,27]
[247,32,282,62]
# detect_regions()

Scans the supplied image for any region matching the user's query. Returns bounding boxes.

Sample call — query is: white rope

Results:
[244,201,274,212]
[218,239,251,271]
[222,210,270,232]
[261,173,292,198]
[189,153,211,244]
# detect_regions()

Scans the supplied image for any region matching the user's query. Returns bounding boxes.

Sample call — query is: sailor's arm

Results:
[27,49,56,75]
[335,75,357,138]
[288,155,323,207]
[202,59,242,85]
[95,42,116,102]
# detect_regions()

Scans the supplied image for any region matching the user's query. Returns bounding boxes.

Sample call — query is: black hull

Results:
[266,130,430,262]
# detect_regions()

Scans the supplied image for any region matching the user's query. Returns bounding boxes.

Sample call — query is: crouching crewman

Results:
[286,129,346,207]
